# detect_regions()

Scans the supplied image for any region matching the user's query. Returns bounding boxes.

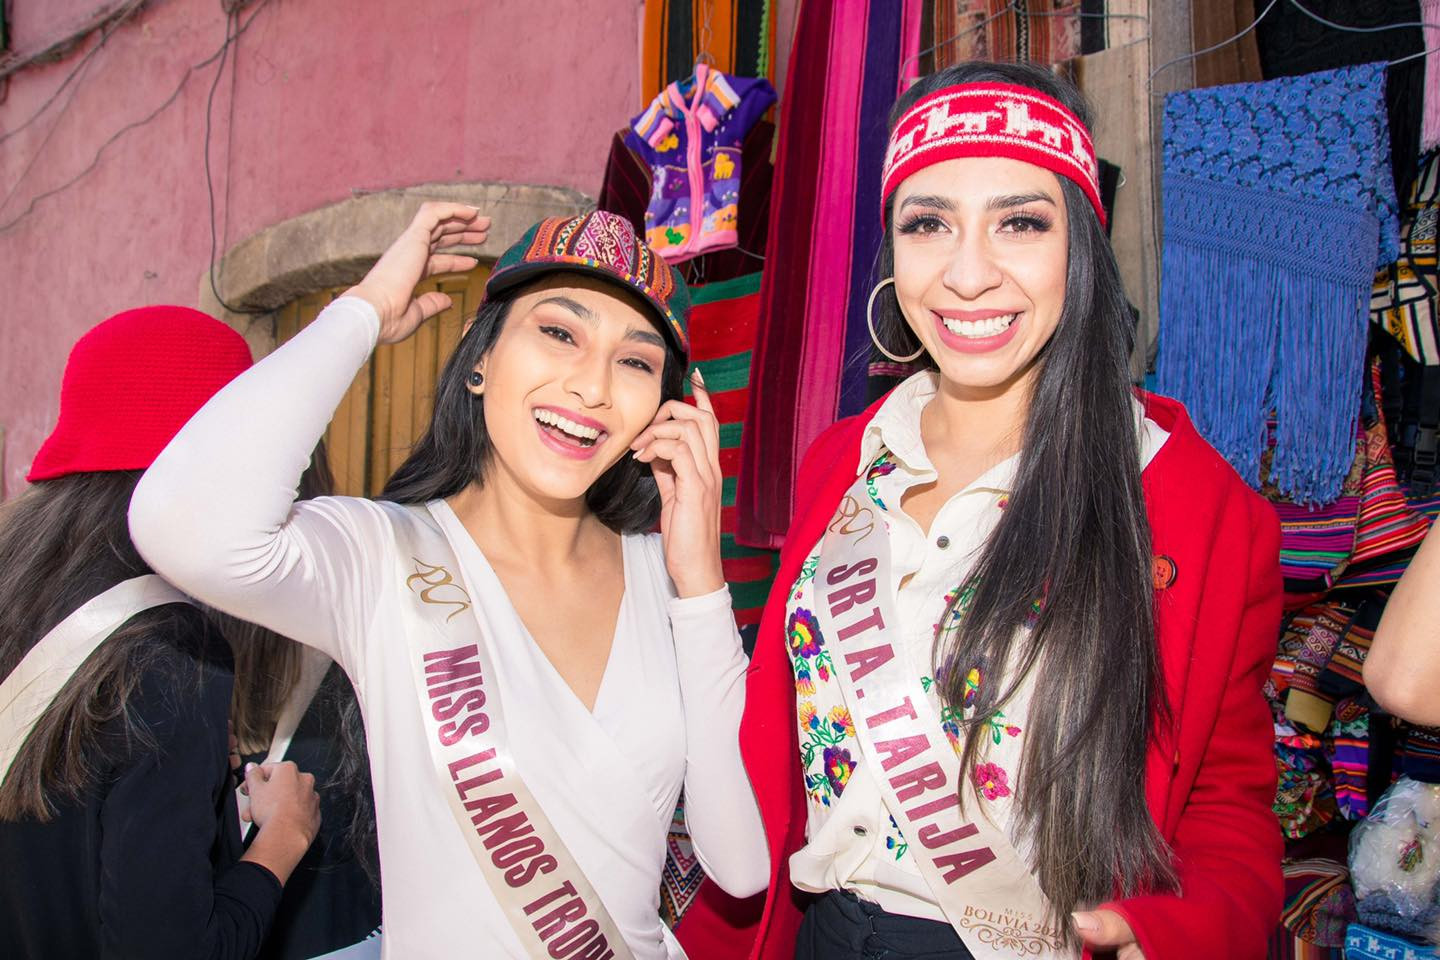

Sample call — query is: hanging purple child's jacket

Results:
[627,64,776,263]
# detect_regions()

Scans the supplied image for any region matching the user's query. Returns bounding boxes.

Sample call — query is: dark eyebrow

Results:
[534,296,594,322]
[987,192,1055,211]
[899,193,954,212]
[626,327,666,350]
[536,295,665,349]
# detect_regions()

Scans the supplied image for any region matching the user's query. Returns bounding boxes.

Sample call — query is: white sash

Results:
[390,502,633,960]
[814,486,1064,958]
[0,576,189,787]
[238,646,334,837]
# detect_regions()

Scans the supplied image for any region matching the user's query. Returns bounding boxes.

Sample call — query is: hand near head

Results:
[1073,909,1145,960]
[345,202,491,344]
[630,370,726,598]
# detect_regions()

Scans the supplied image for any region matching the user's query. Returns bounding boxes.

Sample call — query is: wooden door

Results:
[272,267,491,497]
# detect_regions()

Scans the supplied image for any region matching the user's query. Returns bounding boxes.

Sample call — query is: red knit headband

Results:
[880,82,1105,228]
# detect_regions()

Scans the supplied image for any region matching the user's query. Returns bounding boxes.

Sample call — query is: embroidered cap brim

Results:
[485,212,690,357]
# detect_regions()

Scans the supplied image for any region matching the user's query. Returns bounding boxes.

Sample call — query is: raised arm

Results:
[129,204,489,668]
[1364,521,1440,723]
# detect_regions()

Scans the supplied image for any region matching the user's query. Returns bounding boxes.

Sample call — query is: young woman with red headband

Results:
[679,62,1284,960]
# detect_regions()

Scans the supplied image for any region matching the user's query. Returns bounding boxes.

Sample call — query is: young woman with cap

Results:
[678,62,1284,960]
[0,306,321,958]
[130,204,769,959]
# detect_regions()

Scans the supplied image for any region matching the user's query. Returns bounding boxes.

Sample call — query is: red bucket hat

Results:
[27,305,253,482]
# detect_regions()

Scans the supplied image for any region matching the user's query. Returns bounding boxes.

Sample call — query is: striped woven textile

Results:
[736,0,923,549]
[927,0,1082,72]
[1328,697,1371,820]
[1272,859,1354,955]
[682,272,779,629]
[641,0,777,108]
[659,795,704,928]
[1372,157,1439,366]
[1275,494,1362,595]
[1350,396,1432,568]
[1277,362,1433,598]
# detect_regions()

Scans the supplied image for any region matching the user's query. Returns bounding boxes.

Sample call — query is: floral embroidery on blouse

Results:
[786,435,1035,855]
[791,555,819,601]
[974,762,1012,801]
[789,604,857,807]
[865,450,899,510]
[885,814,909,861]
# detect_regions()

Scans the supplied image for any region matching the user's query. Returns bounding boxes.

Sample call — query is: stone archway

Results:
[198,180,592,357]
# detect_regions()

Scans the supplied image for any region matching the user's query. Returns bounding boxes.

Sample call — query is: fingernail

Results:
[244,762,257,774]
[1071,912,1098,933]
[690,368,706,386]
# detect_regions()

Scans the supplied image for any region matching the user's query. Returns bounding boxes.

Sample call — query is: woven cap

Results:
[485,211,690,356]
[28,306,253,482]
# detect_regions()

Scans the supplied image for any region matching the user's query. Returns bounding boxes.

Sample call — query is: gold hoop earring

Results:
[866,278,924,363]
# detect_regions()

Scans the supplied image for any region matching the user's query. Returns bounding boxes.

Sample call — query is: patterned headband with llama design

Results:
[880,82,1105,227]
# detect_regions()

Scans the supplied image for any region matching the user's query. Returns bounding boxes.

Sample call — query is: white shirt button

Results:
[936,535,951,549]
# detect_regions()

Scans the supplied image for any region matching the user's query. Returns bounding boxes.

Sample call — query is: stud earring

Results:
[467,371,484,394]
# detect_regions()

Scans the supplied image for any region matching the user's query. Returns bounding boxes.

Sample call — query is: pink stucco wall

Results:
[0,0,646,495]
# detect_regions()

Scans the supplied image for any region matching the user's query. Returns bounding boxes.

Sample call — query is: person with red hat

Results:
[0,306,322,958]
[130,204,769,959]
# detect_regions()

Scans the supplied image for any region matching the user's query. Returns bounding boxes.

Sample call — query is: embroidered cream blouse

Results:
[784,371,1168,922]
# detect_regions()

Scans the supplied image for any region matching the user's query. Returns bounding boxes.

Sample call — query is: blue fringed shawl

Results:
[1157,63,1400,504]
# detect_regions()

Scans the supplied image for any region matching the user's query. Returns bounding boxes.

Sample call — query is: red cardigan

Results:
[679,392,1284,960]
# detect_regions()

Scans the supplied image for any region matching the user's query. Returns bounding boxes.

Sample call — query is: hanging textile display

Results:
[1372,150,1440,494]
[843,1,907,415]
[683,272,779,631]
[1190,0,1264,87]
[735,0,922,549]
[1374,151,1440,367]
[926,0,1081,72]
[1273,859,1357,959]
[1273,361,1431,604]
[1156,63,1400,505]
[627,64,776,263]
[1253,0,1427,226]
[598,118,775,286]
[641,0,777,106]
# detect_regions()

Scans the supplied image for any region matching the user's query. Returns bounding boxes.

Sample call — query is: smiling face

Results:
[890,155,1070,400]
[474,274,670,508]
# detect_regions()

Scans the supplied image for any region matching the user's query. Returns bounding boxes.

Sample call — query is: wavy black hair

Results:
[382,277,686,530]
[873,61,1176,935]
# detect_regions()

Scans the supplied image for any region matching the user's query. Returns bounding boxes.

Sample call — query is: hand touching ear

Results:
[630,371,725,599]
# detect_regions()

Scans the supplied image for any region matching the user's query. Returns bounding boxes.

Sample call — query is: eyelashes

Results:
[1003,213,1053,234]
[893,211,1055,236]
[896,213,944,235]
[539,324,657,375]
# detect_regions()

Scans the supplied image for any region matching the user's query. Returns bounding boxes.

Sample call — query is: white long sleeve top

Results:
[129,297,768,960]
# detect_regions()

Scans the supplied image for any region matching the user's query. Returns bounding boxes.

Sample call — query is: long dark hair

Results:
[874,62,1175,930]
[224,443,380,880]
[0,472,183,820]
[382,280,687,528]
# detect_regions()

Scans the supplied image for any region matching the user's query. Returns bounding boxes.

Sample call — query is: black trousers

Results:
[794,891,977,960]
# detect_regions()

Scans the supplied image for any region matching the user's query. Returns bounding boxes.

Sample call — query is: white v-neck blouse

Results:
[130,297,769,960]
